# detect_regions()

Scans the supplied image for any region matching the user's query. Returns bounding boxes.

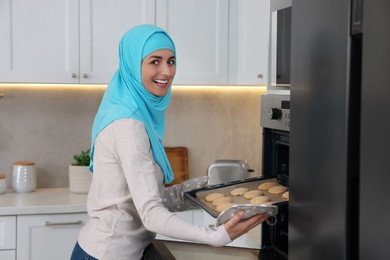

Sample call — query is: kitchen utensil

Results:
[164,147,189,187]
[207,159,254,185]
[185,176,287,218]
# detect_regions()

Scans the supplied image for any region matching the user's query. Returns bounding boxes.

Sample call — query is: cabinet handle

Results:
[83,74,88,78]
[45,220,83,226]
[257,74,263,79]
[71,73,77,78]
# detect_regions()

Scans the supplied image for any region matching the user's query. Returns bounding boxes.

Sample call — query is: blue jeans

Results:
[70,241,98,260]
[70,241,160,260]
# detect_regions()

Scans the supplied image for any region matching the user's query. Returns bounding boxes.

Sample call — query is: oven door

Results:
[261,127,289,260]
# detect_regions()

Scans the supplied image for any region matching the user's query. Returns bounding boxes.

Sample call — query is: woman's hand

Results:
[223,211,269,241]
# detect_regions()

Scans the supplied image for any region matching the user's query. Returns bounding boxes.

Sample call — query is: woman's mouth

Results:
[153,79,169,87]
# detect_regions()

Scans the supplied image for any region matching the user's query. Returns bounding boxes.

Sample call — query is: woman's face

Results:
[141,49,176,97]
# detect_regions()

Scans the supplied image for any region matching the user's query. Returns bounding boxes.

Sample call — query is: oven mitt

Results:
[162,176,208,212]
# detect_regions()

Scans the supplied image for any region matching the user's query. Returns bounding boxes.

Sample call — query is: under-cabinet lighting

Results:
[0,83,266,92]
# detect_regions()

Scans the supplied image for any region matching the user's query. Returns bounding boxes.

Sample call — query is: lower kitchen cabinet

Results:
[3,209,258,260]
[0,216,16,259]
[155,210,198,242]
[16,213,88,260]
[0,250,16,260]
[156,209,261,249]
[202,209,261,249]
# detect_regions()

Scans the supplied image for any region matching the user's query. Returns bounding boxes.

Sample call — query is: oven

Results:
[259,94,290,260]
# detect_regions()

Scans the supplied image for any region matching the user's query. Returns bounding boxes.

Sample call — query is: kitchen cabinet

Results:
[156,0,229,85]
[201,210,261,249]
[0,0,155,84]
[16,213,88,260]
[156,209,201,242]
[0,0,270,85]
[78,0,155,84]
[228,0,271,85]
[0,216,16,259]
[156,0,270,86]
[157,209,261,249]
[0,251,15,260]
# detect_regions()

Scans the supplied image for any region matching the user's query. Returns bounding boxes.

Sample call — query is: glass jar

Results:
[12,161,37,193]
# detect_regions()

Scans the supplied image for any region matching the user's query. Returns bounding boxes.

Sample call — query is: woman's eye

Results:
[168,60,176,65]
[150,60,159,65]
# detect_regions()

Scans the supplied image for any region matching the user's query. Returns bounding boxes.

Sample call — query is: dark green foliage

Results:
[72,149,90,166]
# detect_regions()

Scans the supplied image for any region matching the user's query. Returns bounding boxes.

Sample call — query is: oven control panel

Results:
[260,95,290,132]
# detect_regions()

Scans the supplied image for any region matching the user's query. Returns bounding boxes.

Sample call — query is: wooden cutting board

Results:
[164,147,189,186]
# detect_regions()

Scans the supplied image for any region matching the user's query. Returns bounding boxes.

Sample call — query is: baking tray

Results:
[184,176,288,219]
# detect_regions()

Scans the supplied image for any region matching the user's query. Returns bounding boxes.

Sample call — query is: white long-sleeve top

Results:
[77,118,231,259]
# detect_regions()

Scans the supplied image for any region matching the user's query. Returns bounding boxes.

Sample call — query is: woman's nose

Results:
[160,63,175,76]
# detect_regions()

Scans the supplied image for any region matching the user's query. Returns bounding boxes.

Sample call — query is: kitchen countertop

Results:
[0,187,87,215]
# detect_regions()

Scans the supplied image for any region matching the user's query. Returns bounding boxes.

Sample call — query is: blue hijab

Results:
[89,24,176,184]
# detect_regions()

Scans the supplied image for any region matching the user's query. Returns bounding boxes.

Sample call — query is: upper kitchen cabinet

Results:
[156,0,229,85]
[0,0,155,84]
[228,0,270,85]
[78,0,155,83]
[156,0,270,86]
[0,0,270,85]
[0,0,79,83]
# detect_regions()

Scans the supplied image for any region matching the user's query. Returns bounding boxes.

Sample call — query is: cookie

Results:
[243,190,263,199]
[282,191,289,200]
[250,196,270,204]
[258,181,278,191]
[230,187,249,196]
[205,193,224,202]
[216,202,233,213]
[268,185,288,194]
[212,196,233,206]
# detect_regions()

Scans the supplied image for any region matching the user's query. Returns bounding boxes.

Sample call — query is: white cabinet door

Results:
[0,250,15,260]
[0,216,16,259]
[0,0,155,84]
[156,0,229,85]
[79,0,156,84]
[0,0,79,83]
[229,0,270,85]
[202,210,261,249]
[155,210,194,242]
[16,213,88,260]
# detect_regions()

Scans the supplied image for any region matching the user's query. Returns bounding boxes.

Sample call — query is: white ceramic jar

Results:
[12,161,37,193]
[0,173,7,194]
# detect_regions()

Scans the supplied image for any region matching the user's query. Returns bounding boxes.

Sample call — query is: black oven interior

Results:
[263,129,289,186]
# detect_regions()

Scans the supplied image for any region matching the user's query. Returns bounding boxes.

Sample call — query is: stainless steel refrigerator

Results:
[290,0,390,259]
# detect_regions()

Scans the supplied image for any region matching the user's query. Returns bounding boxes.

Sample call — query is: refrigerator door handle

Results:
[351,0,363,35]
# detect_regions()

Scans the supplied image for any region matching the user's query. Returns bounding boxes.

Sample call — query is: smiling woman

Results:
[70,24,268,260]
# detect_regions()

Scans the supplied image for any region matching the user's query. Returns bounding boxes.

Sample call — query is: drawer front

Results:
[0,216,16,250]
[17,213,88,260]
[0,250,16,260]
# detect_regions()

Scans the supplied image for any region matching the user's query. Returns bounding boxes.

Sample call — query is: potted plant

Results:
[69,149,92,193]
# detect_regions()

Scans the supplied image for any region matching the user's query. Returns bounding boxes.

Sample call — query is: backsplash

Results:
[0,85,265,188]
